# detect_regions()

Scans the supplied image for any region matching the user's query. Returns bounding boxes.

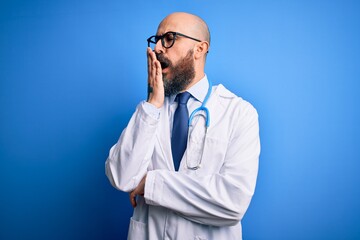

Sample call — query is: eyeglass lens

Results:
[148,32,176,49]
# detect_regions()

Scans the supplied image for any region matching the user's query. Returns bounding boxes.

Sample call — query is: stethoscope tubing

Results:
[188,78,212,128]
[185,78,212,170]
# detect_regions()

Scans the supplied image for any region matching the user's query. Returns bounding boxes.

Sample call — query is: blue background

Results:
[1,0,359,239]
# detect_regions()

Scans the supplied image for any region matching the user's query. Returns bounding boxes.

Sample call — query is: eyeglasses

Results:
[147,31,202,49]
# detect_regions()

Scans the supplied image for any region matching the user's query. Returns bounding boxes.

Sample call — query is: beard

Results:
[156,49,195,96]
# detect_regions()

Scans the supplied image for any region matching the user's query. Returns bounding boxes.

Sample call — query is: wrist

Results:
[148,97,164,108]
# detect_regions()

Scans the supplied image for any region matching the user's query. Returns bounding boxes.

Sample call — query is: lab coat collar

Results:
[202,84,238,131]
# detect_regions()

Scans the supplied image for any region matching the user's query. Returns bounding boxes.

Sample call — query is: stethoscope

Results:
[185,78,212,170]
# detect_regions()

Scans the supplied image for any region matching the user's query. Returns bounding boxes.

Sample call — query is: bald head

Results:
[157,12,210,45]
[153,12,210,90]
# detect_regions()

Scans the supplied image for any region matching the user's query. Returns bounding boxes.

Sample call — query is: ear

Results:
[194,41,209,60]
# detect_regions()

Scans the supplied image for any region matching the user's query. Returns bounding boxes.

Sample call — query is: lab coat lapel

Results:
[203,84,228,131]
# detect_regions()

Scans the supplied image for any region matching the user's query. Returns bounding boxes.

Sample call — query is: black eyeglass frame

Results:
[147,31,202,49]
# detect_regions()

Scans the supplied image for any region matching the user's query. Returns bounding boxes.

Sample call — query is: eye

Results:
[164,32,175,42]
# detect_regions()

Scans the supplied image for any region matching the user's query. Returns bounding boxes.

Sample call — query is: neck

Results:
[184,71,205,91]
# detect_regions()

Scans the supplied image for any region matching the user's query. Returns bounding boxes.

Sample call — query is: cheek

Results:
[167,54,177,66]
[167,47,184,64]
[167,57,177,71]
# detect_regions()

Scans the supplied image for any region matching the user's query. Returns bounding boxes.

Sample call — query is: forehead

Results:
[156,15,191,35]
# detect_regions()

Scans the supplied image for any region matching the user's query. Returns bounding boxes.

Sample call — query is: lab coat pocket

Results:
[128,217,147,240]
[185,114,228,174]
[185,133,228,175]
[186,116,207,170]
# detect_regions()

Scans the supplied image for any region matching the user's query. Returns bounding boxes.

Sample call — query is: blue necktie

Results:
[171,92,191,171]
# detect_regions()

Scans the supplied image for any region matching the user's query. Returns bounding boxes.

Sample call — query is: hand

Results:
[147,47,164,108]
[129,175,147,208]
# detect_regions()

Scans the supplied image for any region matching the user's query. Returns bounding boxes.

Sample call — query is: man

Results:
[105,12,260,239]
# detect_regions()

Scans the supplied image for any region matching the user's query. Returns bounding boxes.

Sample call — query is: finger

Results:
[147,48,152,79]
[147,51,156,99]
[154,60,162,78]
[147,47,152,54]
[153,61,163,91]
[152,61,157,81]
[149,50,160,74]
[147,49,158,86]
[148,47,156,62]
[129,192,137,208]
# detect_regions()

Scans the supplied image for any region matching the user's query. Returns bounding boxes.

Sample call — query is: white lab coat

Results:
[106,83,260,240]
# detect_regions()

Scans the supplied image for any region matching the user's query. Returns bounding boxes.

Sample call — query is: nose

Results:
[154,39,164,54]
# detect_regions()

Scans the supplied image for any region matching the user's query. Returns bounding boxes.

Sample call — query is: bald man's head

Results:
[157,12,210,45]
[150,12,210,93]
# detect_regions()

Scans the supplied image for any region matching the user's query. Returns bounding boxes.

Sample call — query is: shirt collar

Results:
[169,74,209,104]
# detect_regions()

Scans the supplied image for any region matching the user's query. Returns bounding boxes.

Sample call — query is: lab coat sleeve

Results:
[144,102,260,227]
[105,101,160,192]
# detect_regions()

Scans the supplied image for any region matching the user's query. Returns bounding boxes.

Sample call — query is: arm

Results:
[144,103,260,226]
[105,102,159,192]
[105,48,164,192]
